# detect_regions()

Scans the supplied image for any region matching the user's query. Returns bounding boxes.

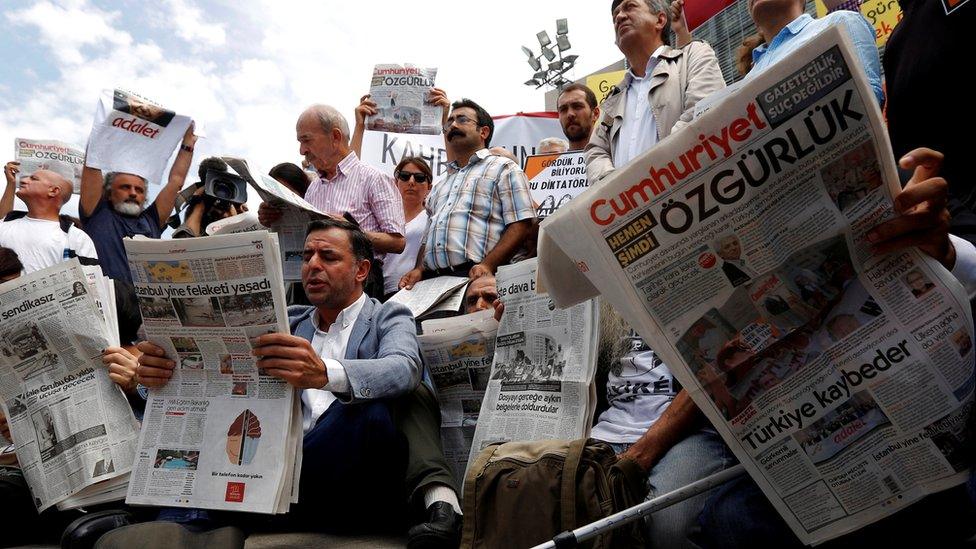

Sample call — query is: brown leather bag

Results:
[461,438,648,549]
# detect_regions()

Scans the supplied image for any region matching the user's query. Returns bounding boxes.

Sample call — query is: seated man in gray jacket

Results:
[137,217,423,534]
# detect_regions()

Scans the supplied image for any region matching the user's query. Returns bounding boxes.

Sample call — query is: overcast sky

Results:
[1,0,626,183]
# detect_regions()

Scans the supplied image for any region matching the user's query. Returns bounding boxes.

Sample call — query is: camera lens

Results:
[212,180,234,200]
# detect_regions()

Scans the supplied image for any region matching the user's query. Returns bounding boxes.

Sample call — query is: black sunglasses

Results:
[396,171,429,184]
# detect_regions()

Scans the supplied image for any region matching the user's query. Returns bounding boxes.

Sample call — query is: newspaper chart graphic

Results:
[227,409,262,466]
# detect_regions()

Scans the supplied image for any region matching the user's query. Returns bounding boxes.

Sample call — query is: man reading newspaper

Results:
[132,218,421,536]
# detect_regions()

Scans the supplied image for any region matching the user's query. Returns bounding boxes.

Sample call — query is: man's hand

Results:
[867,148,954,269]
[182,121,198,147]
[135,341,176,388]
[4,161,19,187]
[258,201,284,227]
[355,94,378,127]
[670,0,692,48]
[428,87,450,126]
[618,442,659,472]
[469,263,494,280]
[103,346,139,393]
[0,410,10,441]
[252,333,328,389]
[399,267,423,290]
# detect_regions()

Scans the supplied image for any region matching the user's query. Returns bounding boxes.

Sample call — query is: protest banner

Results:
[586,70,627,104]
[360,112,562,181]
[815,0,903,47]
[523,151,588,217]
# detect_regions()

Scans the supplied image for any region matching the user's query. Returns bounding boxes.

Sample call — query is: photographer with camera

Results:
[170,157,250,239]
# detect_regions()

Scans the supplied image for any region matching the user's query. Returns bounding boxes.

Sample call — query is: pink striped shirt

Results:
[303,152,405,237]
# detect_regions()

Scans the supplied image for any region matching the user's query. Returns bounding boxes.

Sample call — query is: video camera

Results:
[168,159,249,230]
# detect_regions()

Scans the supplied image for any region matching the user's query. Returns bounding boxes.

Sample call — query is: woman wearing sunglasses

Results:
[383,156,433,298]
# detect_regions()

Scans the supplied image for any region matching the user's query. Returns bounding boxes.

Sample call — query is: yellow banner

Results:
[586,70,627,105]
[814,1,902,47]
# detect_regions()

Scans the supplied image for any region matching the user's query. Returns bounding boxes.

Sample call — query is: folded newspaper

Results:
[467,259,600,468]
[389,276,469,320]
[538,26,974,545]
[14,138,84,192]
[223,157,326,282]
[366,64,442,135]
[123,232,302,514]
[0,260,139,512]
[419,309,499,483]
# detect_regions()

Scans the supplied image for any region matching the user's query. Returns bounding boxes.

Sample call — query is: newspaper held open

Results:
[123,232,301,514]
[538,27,974,545]
[419,310,498,483]
[467,258,600,469]
[366,64,442,135]
[0,260,138,512]
[14,138,84,192]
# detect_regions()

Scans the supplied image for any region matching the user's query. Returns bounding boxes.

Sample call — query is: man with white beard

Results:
[79,124,196,282]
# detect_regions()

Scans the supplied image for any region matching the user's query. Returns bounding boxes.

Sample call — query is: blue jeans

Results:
[608,429,736,548]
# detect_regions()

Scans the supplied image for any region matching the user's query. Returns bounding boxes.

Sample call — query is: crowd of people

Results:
[0,0,974,547]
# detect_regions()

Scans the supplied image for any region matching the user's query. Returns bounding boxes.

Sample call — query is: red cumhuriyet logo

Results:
[111,116,161,138]
[225,482,245,503]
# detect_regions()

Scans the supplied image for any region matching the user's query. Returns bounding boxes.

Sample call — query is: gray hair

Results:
[103,172,148,194]
[611,0,672,46]
[538,137,570,153]
[303,104,350,142]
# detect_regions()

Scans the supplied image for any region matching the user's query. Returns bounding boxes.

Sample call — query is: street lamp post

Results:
[522,18,578,90]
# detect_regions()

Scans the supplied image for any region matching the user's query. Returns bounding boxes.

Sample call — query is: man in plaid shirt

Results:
[399,98,537,287]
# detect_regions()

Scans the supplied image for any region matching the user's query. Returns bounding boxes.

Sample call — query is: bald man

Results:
[0,168,98,273]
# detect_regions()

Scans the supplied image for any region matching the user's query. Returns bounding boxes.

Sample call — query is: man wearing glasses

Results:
[399,99,536,287]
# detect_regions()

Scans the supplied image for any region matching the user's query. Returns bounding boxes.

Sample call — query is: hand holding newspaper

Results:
[366,64,442,135]
[389,276,469,320]
[0,260,138,512]
[467,259,600,469]
[538,27,973,545]
[123,232,302,514]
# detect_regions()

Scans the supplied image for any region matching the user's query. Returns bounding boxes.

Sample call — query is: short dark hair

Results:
[305,217,374,265]
[198,157,228,182]
[269,162,311,196]
[558,83,598,109]
[451,98,494,146]
[394,156,433,186]
[0,247,23,280]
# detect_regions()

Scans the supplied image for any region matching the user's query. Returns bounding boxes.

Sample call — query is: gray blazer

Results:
[288,297,422,404]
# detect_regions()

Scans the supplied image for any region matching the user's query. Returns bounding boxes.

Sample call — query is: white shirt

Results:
[591,346,679,444]
[300,293,365,434]
[383,211,429,295]
[0,216,98,274]
[613,46,667,169]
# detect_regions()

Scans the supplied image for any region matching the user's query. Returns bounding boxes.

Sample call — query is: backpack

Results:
[461,438,648,549]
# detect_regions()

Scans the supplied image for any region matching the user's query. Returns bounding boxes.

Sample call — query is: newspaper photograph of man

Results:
[172,296,226,327]
[31,406,58,456]
[903,268,936,298]
[715,233,755,287]
[112,89,176,127]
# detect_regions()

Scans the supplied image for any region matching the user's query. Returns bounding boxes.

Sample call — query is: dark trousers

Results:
[287,399,409,533]
[393,384,459,512]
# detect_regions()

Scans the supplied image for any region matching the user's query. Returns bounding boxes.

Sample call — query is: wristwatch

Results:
[180,144,194,153]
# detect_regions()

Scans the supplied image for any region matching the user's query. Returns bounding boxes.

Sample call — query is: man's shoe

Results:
[407,501,462,549]
[60,509,133,549]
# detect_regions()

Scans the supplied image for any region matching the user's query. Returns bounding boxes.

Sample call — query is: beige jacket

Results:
[585,41,726,183]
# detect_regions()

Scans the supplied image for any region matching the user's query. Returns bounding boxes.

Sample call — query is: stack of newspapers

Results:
[0,260,138,511]
[122,231,302,513]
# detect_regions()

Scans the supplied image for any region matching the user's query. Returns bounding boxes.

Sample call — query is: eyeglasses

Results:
[396,171,429,184]
[442,114,478,132]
